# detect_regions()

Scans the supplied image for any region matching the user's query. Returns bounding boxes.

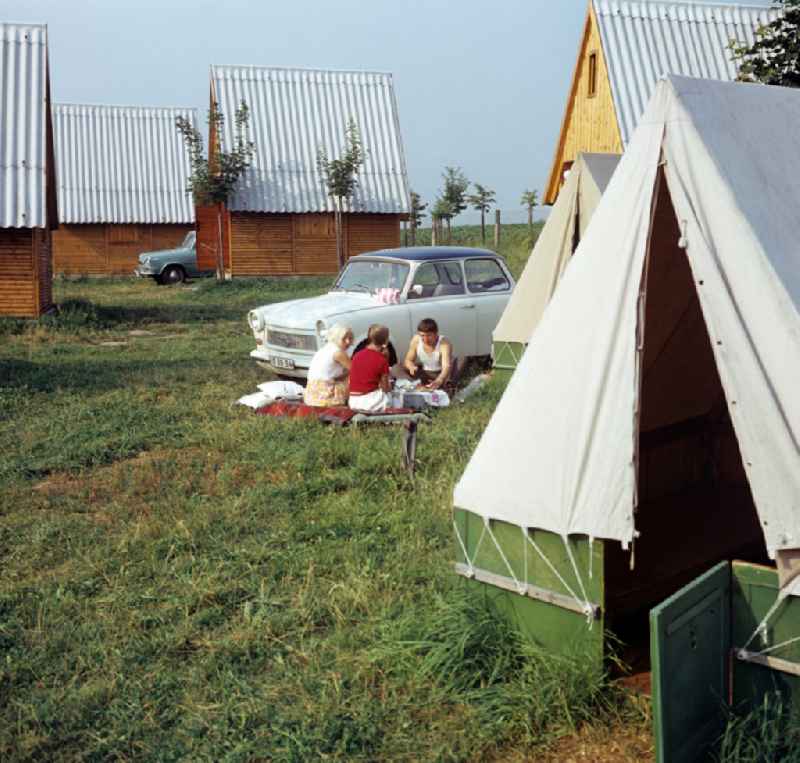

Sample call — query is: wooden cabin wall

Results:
[53,224,193,276]
[0,229,37,317]
[226,212,401,276]
[230,214,295,276]
[544,5,623,204]
[347,214,401,259]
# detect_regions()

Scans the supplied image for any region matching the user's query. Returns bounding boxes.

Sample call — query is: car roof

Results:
[349,246,500,262]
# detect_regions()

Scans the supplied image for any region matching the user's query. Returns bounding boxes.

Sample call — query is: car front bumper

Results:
[250,347,312,379]
[134,266,159,278]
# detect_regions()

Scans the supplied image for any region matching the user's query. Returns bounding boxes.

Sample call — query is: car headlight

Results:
[141,256,151,265]
[316,320,328,340]
[249,311,265,331]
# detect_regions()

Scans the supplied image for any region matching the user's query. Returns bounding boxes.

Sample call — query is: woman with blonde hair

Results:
[303,324,354,407]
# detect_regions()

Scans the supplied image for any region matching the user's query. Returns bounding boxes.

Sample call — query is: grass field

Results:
[0,229,659,761]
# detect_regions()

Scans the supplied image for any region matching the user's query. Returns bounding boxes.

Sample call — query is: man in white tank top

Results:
[402,318,454,391]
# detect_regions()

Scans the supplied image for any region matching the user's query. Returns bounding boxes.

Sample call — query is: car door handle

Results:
[460,304,476,310]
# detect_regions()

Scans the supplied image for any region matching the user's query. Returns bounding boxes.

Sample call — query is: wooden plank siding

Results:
[218,212,401,277]
[52,224,193,276]
[230,213,294,276]
[544,3,623,204]
[0,229,37,317]
[347,214,401,258]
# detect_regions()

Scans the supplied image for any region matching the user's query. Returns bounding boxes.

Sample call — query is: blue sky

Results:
[6,0,776,223]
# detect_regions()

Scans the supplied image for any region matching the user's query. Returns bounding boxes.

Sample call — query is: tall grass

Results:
[717,692,800,763]
[0,256,646,761]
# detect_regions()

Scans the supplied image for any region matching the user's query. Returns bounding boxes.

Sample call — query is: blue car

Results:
[134,232,212,284]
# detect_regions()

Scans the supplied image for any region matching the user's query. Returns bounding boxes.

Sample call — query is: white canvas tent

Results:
[455,75,800,598]
[493,152,619,367]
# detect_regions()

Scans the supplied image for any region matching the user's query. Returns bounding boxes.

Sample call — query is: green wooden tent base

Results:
[492,340,527,381]
[454,508,605,662]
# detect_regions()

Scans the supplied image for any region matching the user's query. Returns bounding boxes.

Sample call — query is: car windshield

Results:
[182,231,196,248]
[333,259,409,294]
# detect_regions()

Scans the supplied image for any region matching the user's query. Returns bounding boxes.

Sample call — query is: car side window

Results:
[464,258,511,293]
[409,261,466,299]
[440,262,465,294]
[408,263,440,299]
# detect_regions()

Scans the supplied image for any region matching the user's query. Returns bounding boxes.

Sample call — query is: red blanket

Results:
[256,400,355,423]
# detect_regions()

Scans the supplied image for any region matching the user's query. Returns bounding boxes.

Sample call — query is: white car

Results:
[247,246,515,378]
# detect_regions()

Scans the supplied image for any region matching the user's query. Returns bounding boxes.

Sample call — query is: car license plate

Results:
[270,356,295,370]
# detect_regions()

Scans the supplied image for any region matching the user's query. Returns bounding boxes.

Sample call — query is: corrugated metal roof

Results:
[594,0,780,145]
[0,22,49,229]
[210,65,410,215]
[53,104,198,224]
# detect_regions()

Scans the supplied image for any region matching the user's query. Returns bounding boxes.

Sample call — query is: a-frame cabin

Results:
[198,65,410,278]
[544,0,778,204]
[0,22,58,318]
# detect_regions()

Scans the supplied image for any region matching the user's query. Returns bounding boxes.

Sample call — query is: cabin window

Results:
[587,52,598,98]
[561,161,574,185]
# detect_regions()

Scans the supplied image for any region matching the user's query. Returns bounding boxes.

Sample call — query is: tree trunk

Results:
[480,209,486,244]
[410,219,416,246]
[446,217,451,244]
[216,204,225,282]
[527,206,533,236]
[431,218,438,246]
[494,209,501,248]
[335,201,344,269]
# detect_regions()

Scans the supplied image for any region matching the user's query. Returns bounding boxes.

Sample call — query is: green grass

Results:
[0,253,647,761]
[717,693,800,763]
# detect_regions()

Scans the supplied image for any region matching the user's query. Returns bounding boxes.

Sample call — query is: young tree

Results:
[730,1,800,88]
[466,183,496,244]
[317,118,365,268]
[441,166,469,242]
[408,190,427,246]
[176,101,255,280]
[430,197,453,246]
[520,189,539,236]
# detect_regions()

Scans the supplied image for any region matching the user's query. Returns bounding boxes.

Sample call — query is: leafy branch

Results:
[175,100,256,206]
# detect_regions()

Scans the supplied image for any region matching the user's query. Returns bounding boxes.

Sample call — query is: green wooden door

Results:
[650,560,731,763]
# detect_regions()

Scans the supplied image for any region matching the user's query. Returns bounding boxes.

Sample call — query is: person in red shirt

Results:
[349,324,392,412]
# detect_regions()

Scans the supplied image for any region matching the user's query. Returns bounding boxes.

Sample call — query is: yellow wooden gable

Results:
[544,2,622,204]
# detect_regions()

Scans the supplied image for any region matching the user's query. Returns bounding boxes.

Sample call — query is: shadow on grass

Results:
[0,354,250,394]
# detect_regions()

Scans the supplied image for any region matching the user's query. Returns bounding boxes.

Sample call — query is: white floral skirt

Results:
[304,378,349,407]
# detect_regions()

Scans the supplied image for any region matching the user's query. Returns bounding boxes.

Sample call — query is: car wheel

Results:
[160,265,185,285]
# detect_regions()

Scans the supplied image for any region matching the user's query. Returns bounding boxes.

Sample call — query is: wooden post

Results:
[216,203,225,282]
[431,218,438,246]
[494,209,501,248]
[224,207,233,280]
[335,201,345,269]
